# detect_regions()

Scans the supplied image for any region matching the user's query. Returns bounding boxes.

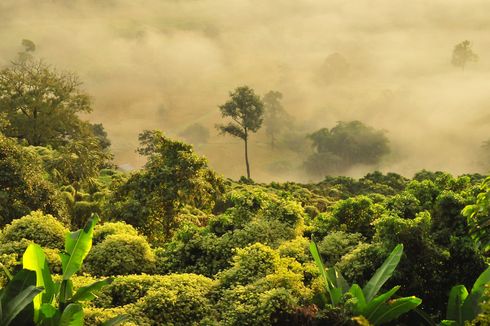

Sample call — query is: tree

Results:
[452,40,478,70]
[179,123,210,145]
[0,133,67,226]
[107,130,224,243]
[305,121,390,177]
[217,86,264,179]
[262,90,291,149]
[0,59,92,147]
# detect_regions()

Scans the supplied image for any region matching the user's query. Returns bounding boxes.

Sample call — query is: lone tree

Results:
[263,90,291,149]
[217,86,264,179]
[452,40,478,70]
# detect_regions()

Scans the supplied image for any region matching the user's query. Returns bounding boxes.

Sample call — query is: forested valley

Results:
[0,48,490,325]
[1,1,490,324]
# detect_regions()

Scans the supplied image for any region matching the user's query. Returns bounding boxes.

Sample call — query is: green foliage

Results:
[331,195,383,238]
[17,216,127,325]
[317,231,365,266]
[0,59,91,147]
[310,242,421,325]
[1,211,68,249]
[107,131,224,243]
[462,177,490,252]
[93,222,139,245]
[218,244,310,326]
[0,269,43,326]
[305,121,390,177]
[85,234,155,276]
[157,186,304,276]
[133,274,217,326]
[442,266,490,325]
[0,134,67,225]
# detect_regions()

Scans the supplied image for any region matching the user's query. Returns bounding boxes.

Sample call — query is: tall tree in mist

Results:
[452,40,478,70]
[217,86,264,179]
[263,90,291,149]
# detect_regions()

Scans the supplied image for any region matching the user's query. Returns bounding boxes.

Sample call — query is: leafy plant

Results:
[462,177,490,252]
[0,269,43,325]
[442,265,490,325]
[0,214,128,325]
[310,242,421,325]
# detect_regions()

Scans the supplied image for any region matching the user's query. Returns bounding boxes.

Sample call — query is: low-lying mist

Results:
[1,0,489,182]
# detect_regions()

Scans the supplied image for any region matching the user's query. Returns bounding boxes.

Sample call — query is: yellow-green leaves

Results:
[22,243,55,321]
[61,216,98,280]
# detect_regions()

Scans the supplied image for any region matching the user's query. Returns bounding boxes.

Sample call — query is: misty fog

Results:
[1,0,489,182]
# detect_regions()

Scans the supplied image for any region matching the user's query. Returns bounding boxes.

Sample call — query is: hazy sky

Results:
[1,0,489,181]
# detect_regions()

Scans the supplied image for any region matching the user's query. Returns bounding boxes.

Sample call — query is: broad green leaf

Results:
[363,244,403,302]
[101,314,131,326]
[61,216,98,280]
[59,280,73,305]
[364,286,400,320]
[59,303,84,326]
[1,269,37,325]
[23,243,55,320]
[327,267,349,294]
[71,278,113,302]
[370,296,422,325]
[446,285,468,324]
[39,303,60,326]
[309,241,347,305]
[349,284,366,314]
[2,285,43,326]
[461,266,490,322]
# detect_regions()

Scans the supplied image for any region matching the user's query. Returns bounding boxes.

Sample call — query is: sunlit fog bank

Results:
[1,0,489,181]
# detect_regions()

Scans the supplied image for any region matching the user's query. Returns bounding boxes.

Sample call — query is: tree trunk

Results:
[244,130,251,179]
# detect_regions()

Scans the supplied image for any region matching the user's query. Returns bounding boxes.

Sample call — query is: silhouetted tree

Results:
[263,90,291,149]
[305,121,390,177]
[217,86,264,179]
[452,40,478,70]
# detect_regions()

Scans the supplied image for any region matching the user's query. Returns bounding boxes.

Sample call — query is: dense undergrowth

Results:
[2,125,490,325]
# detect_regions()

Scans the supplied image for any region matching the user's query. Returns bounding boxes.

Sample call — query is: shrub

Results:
[93,222,139,245]
[331,196,383,238]
[278,237,310,264]
[317,231,365,265]
[336,242,386,285]
[384,192,421,219]
[0,211,68,249]
[85,234,156,276]
[310,213,339,238]
[134,274,217,326]
[218,243,281,287]
[84,306,144,326]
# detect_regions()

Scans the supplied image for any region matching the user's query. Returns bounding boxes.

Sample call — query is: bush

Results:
[384,192,421,219]
[84,306,144,326]
[336,242,386,285]
[93,222,139,245]
[0,211,68,249]
[331,196,383,238]
[134,274,217,326]
[278,237,310,264]
[85,234,156,276]
[317,231,365,265]
[218,243,282,287]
